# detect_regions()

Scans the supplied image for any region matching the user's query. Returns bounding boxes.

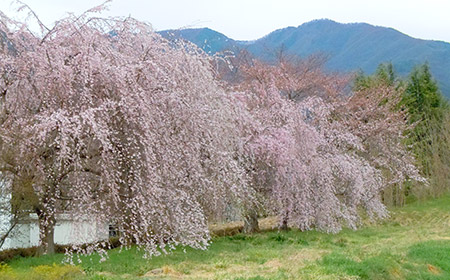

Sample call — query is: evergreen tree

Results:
[404,64,444,123]
[403,64,448,181]
[353,63,396,91]
[375,62,395,86]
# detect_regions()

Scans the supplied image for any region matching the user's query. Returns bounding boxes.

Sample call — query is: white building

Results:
[1,213,110,250]
[0,176,110,250]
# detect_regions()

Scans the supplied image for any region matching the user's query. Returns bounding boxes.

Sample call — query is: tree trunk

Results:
[36,208,56,255]
[279,210,289,231]
[243,209,259,234]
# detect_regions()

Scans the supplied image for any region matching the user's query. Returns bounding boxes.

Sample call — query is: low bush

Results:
[31,263,83,280]
[0,237,122,263]
[0,246,38,263]
[0,263,16,280]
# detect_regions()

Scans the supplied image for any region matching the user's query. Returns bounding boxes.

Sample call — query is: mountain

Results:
[158,28,240,55]
[159,19,450,97]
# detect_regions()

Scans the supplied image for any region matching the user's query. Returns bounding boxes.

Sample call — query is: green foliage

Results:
[404,64,445,124]
[376,62,396,86]
[353,70,370,90]
[402,64,450,197]
[353,63,398,91]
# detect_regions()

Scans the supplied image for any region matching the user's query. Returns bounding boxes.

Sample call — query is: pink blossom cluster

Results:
[0,8,424,259]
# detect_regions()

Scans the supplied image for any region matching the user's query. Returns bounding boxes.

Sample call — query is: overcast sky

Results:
[1,0,449,42]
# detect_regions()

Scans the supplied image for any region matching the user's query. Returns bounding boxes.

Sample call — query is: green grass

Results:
[2,195,449,279]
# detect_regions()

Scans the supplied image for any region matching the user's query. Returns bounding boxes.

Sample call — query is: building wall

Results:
[0,214,109,250]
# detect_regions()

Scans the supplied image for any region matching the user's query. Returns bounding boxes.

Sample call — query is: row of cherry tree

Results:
[228,57,424,233]
[0,9,423,257]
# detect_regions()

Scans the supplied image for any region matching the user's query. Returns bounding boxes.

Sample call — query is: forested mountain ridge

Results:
[159,19,450,97]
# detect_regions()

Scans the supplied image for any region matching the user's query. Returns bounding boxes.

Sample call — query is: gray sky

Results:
[1,0,449,42]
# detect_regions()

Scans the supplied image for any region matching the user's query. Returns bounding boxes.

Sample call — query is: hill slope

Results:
[158,28,240,55]
[160,20,450,97]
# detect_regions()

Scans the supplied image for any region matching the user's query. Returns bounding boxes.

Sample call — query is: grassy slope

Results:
[2,195,449,280]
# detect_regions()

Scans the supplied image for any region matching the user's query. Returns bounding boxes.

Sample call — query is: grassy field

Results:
[1,195,449,280]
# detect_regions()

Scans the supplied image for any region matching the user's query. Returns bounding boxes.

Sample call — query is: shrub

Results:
[0,246,38,263]
[0,237,122,263]
[31,264,83,280]
[0,263,17,280]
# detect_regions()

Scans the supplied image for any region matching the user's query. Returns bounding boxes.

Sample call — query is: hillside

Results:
[158,28,240,55]
[160,19,450,97]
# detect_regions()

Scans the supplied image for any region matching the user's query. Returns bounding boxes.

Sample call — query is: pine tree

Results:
[403,64,448,183]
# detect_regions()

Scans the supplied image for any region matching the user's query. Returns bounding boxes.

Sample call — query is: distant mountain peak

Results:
[159,20,450,97]
[300,18,339,25]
